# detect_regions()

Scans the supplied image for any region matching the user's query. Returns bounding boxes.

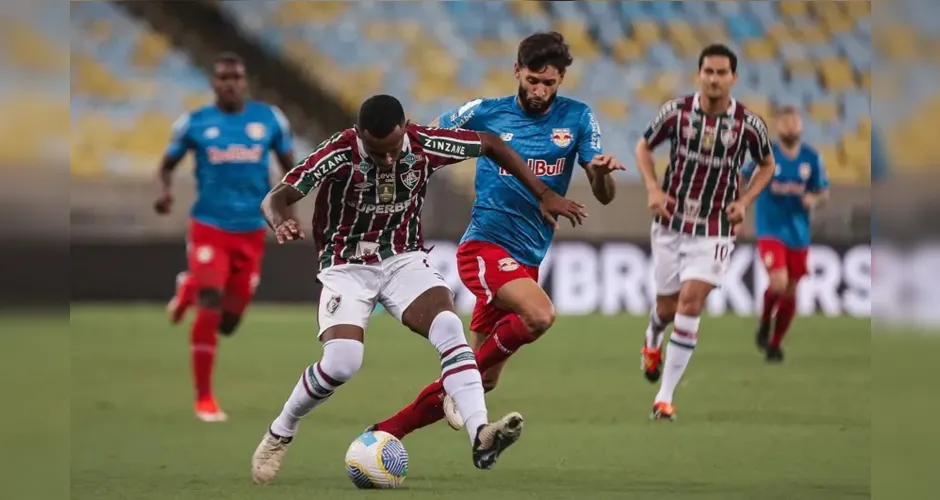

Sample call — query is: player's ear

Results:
[513,62,521,78]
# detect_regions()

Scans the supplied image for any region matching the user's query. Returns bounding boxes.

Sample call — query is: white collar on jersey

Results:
[355,128,412,160]
[692,92,737,117]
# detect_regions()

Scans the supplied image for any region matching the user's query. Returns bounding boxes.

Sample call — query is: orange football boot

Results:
[650,401,676,421]
[641,346,663,383]
[195,397,228,422]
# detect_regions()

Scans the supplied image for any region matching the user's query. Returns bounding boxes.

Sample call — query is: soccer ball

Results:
[344,430,408,489]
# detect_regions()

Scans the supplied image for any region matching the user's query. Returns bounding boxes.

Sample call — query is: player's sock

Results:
[645,309,669,349]
[428,311,487,444]
[270,339,363,438]
[761,289,779,326]
[475,313,536,373]
[191,307,221,401]
[654,314,700,404]
[375,380,447,439]
[769,296,797,349]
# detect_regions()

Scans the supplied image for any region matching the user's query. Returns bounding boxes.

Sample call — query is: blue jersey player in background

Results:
[153,52,296,422]
[373,32,624,439]
[742,106,829,363]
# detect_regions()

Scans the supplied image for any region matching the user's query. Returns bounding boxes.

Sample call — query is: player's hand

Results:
[153,193,173,215]
[539,190,588,229]
[802,193,819,210]
[274,219,305,243]
[586,154,626,176]
[647,189,675,219]
[726,201,747,224]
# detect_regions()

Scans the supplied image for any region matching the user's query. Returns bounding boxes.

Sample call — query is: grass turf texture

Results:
[66,305,880,499]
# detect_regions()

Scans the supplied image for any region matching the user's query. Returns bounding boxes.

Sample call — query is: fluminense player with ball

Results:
[635,44,776,421]
[250,94,588,484]
[369,31,625,439]
[742,106,829,362]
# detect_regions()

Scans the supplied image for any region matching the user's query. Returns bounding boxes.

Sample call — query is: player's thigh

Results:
[650,223,682,296]
[223,231,266,316]
[757,239,790,291]
[317,264,382,340]
[457,240,549,331]
[677,234,733,313]
[785,247,810,286]
[379,252,454,337]
[186,222,231,298]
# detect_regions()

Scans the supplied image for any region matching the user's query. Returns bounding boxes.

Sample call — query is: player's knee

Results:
[320,338,365,383]
[429,311,467,350]
[768,272,789,295]
[520,303,555,336]
[197,288,223,309]
[676,295,705,317]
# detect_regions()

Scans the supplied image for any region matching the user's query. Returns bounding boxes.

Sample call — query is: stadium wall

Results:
[69,239,878,318]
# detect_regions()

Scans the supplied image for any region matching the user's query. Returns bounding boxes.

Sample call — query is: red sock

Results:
[769,296,796,348]
[761,289,779,326]
[191,308,221,401]
[376,314,537,439]
[475,313,536,372]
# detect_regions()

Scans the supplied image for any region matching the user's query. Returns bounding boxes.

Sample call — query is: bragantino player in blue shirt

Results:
[742,106,829,362]
[153,52,296,422]
[372,32,625,439]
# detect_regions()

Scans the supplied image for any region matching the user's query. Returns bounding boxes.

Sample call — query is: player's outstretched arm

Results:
[154,154,184,214]
[478,132,588,228]
[261,184,305,243]
[583,155,624,205]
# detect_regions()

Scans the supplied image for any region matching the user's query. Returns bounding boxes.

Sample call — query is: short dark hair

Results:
[358,94,406,138]
[517,31,574,72]
[214,52,244,67]
[698,44,737,73]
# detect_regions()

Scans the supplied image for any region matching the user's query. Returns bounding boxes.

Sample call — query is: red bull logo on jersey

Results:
[770,180,807,195]
[500,158,566,177]
[207,144,264,164]
[550,128,573,148]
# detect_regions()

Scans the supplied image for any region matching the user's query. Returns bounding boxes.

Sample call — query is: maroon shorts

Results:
[457,240,539,333]
[187,220,266,315]
[757,238,809,280]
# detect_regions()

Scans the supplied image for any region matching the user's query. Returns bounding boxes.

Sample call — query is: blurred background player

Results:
[371,32,624,439]
[743,106,829,362]
[635,44,776,421]
[250,94,587,483]
[154,52,296,422]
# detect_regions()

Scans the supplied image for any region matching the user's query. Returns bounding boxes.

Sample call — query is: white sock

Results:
[654,314,700,404]
[645,309,670,349]
[428,311,487,443]
[270,339,363,437]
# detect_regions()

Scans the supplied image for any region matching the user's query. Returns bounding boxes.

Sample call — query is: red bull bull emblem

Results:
[550,128,573,148]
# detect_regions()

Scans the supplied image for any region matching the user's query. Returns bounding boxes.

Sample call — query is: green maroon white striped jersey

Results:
[643,93,772,237]
[281,123,483,270]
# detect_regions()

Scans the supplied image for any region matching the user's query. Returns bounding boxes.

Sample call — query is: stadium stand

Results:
[0,1,68,165]
[68,2,310,179]
[219,1,888,186]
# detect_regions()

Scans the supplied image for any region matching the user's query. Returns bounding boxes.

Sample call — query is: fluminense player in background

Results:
[370,31,624,439]
[742,106,829,362]
[154,52,296,422]
[250,94,588,484]
[635,44,776,421]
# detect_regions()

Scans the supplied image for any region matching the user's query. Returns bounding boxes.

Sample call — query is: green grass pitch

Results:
[62,305,876,499]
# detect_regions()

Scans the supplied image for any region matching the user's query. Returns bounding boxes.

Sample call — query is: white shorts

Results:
[316,251,451,336]
[650,223,735,296]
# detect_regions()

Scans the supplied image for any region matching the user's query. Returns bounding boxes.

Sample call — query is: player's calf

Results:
[218,311,242,336]
[254,329,364,485]
[758,269,790,350]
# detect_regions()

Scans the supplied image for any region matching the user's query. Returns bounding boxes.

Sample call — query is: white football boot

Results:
[251,430,293,485]
[442,394,464,430]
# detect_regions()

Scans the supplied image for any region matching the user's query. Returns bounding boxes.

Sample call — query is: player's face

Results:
[515,64,564,114]
[697,56,737,100]
[212,62,247,108]
[359,123,407,169]
[776,112,803,145]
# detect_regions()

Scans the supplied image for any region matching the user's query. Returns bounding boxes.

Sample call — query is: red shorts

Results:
[457,240,539,333]
[187,219,266,315]
[757,238,809,280]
